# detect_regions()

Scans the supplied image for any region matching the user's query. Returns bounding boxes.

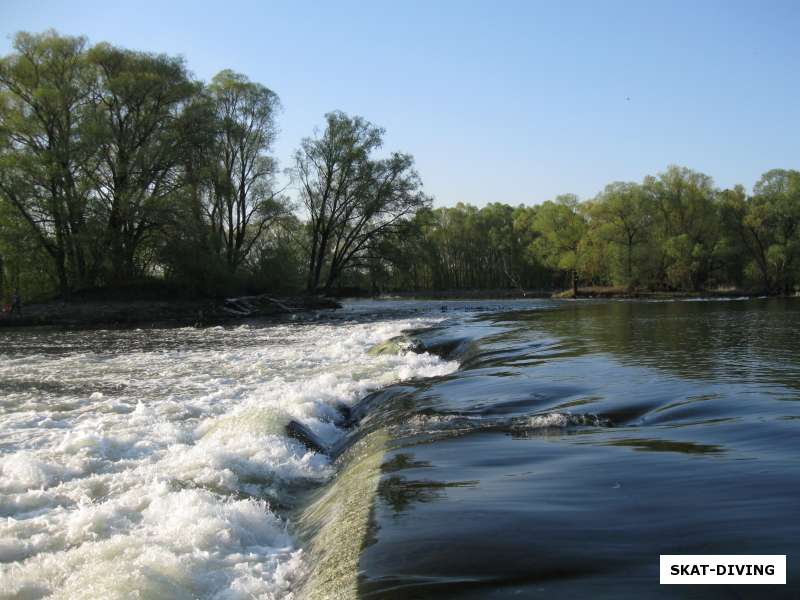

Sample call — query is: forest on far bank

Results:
[1,31,799,304]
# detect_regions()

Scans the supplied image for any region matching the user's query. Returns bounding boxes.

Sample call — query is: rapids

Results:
[0,313,457,598]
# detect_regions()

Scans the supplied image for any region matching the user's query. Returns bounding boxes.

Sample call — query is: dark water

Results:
[332,298,800,599]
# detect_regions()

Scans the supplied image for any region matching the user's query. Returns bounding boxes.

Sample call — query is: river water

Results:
[1,298,798,598]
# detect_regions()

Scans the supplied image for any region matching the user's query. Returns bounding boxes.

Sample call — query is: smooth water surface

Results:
[354,298,800,598]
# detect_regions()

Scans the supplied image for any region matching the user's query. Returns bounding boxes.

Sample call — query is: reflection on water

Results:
[377,474,479,515]
[502,298,800,387]
[604,437,724,454]
[380,453,432,473]
[358,298,800,598]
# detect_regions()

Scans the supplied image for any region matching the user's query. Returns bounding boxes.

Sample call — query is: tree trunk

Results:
[309,232,328,292]
[56,254,70,301]
[627,239,633,289]
[572,269,578,297]
[324,262,340,293]
[762,271,771,296]
[306,256,317,292]
[109,223,126,284]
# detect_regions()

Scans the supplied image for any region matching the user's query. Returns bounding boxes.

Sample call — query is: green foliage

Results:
[750,170,800,292]
[589,182,652,287]
[364,202,550,293]
[0,30,298,301]
[532,195,587,293]
[376,165,799,296]
[0,199,57,301]
[204,70,288,273]
[0,31,98,297]
[85,42,199,283]
[295,111,430,292]
[1,30,798,302]
[247,215,307,294]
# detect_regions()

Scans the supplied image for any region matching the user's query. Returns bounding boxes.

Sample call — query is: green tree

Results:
[86,43,199,283]
[750,170,800,293]
[590,182,652,288]
[643,166,720,290]
[0,198,57,300]
[0,31,97,297]
[204,70,288,274]
[532,194,588,295]
[295,112,429,292]
[719,185,764,290]
[248,214,307,293]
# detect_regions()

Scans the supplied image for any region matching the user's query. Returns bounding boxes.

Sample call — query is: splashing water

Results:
[0,317,457,599]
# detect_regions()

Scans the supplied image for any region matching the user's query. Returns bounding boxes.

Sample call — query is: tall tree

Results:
[204,70,286,273]
[295,111,429,292]
[591,182,652,287]
[0,31,96,297]
[719,185,770,292]
[723,169,800,293]
[643,166,719,290]
[532,194,587,296]
[86,43,198,282]
[748,169,800,293]
[322,152,429,290]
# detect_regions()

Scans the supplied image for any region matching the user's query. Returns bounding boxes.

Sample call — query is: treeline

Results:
[0,31,427,301]
[367,166,800,295]
[1,32,798,303]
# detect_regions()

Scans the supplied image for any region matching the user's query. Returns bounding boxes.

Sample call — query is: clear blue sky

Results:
[2,0,798,206]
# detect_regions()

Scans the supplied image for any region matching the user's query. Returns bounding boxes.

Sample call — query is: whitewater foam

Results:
[402,411,610,436]
[0,317,457,598]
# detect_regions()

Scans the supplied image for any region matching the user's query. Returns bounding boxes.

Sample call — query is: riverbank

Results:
[367,287,768,301]
[0,294,341,328]
[552,286,764,299]
[1,286,784,328]
[367,289,553,299]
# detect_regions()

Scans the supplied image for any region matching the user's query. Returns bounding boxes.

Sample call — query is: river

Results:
[1,298,798,598]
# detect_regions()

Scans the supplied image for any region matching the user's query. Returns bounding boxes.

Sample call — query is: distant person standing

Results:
[10,289,21,316]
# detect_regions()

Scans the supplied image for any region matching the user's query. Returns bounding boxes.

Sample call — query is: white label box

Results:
[660,555,786,584]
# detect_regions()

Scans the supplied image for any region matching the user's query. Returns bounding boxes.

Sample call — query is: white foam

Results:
[521,412,571,428]
[681,296,751,302]
[0,316,458,598]
[403,411,607,435]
